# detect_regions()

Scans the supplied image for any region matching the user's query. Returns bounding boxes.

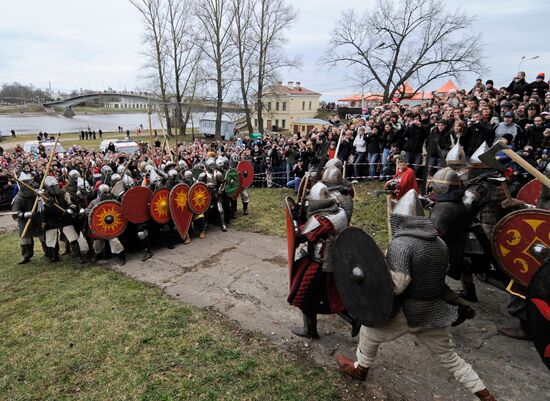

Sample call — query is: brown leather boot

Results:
[498,325,531,340]
[336,354,368,381]
[475,388,498,401]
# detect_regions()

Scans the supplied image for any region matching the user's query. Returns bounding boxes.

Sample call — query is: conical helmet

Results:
[322,166,342,185]
[469,142,489,168]
[431,167,461,195]
[308,182,330,201]
[392,189,424,217]
[446,142,466,168]
[19,172,32,182]
[325,158,343,171]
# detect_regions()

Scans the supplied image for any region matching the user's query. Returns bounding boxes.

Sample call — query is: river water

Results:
[0,112,206,136]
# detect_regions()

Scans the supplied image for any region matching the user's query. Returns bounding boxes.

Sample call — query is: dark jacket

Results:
[402,124,427,154]
[507,78,529,98]
[460,121,494,157]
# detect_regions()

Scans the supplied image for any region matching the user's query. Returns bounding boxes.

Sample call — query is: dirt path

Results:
[111,228,549,401]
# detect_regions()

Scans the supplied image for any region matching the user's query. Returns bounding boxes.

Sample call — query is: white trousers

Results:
[356,311,485,394]
[45,225,79,247]
[93,237,124,255]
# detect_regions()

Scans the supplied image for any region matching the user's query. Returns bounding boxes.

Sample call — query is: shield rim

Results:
[121,186,152,224]
[188,182,211,214]
[285,197,297,288]
[149,187,171,224]
[88,200,127,239]
[237,160,254,188]
[492,209,550,287]
[517,178,543,206]
[169,183,192,239]
[331,226,394,327]
[224,168,240,198]
[297,173,309,206]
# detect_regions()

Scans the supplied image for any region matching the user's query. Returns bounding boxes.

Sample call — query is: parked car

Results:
[23,141,66,156]
[99,139,139,154]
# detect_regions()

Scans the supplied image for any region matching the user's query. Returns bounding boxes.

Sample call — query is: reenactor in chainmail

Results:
[497,162,550,340]
[336,189,498,401]
[12,172,46,264]
[229,152,250,217]
[86,184,126,265]
[205,157,227,232]
[42,175,84,263]
[321,158,354,224]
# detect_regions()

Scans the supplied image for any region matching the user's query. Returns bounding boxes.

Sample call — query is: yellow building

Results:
[253,81,321,132]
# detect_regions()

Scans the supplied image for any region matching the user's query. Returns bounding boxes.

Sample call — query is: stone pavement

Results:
[110,228,549,401]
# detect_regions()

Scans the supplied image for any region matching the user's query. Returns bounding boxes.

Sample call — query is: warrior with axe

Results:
[478,141,550,344]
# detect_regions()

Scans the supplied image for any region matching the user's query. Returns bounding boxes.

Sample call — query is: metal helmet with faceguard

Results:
[44,175,60,196]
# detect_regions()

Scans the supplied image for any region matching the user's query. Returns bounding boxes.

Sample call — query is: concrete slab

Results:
[95,229,549,400]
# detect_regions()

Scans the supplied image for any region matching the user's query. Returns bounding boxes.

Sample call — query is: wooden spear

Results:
[21,132,61,238]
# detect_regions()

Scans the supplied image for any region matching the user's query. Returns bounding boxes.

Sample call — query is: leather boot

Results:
[142,248,153,261]
[165,231,175,249]
[63,240,71,256]
[242,201,249,216]
[221,224,228,232]
[92,252,104,263]
[475,388,498,401]
[291,312,319,339]
[19,245,33,265]
[118,252,126,266]
[460,281,478,303]
[49,247,59,262]
[70,241,85,264]
[336,354,368,381]
[498,324,531,340]
[451,305,476,327]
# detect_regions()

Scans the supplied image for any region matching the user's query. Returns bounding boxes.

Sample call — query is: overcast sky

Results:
[1,0,548,100]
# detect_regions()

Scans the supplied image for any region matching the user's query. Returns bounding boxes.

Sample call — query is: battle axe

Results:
[479,141,550,189]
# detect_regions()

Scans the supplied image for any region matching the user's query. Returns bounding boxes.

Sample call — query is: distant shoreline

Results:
[0,106,147,116]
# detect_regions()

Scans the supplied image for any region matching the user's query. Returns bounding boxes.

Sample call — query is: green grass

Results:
[233,181,390,248]
[0,234,355,401]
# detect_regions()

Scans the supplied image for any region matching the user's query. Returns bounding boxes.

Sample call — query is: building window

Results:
[276,102,279,111]
[302,102,305,110]
[282,119,286,129]
[275,119,279,127]
[309,101,312,110]
[267,102,272,111]
[282,102,287,111]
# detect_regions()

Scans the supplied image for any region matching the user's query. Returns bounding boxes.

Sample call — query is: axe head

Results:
[478,141,508,172]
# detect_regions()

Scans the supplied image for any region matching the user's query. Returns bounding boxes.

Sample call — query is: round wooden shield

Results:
[188,182,211,214]
[237,160,254,188]
[224,168,239,198]
[169,183,192,239]
[492,209,550,287]
[88,200,127,239]
[149,188,171,224]
[122,186,152,224]
[517,179,543,206]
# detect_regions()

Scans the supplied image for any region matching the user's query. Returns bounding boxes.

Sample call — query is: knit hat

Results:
[537,73,545,80]
[486,79,494,85]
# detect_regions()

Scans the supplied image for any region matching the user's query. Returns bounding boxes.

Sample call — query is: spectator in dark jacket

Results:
[507,71,529,98]
[460,111,495,157]
[402,115,427,173]
[529,73,549,99]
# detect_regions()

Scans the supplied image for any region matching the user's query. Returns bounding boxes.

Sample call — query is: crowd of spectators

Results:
[1,70,549,202]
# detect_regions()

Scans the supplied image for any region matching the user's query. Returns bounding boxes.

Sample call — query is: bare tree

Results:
[195,0,237,140]
[324,0,485,103]
[232,0,256,134]
[165,0,203,137]
[252,0,298,133]
[130,0,172,135]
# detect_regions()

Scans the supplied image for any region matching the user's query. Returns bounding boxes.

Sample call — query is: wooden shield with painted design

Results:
[149,188,171,224]
[122,186,152,224]
[492,209,550,287]
[285,196,297,287]
[188,182,211,214]
[169,183,192,239]
[89,200,127,239]
[517,179,543,206]
[237,160,254,188]
[224,168,239,198]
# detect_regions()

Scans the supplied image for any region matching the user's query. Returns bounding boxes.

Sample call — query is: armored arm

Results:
[386,239,412,295]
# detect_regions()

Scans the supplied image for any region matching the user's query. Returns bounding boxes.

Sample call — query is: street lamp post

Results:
[518,55,540,72]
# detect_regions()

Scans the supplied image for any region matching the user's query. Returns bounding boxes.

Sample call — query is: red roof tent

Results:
[435,79,460,93]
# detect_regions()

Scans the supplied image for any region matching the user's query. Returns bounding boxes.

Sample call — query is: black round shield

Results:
[527,260,550,370]
[330,226,394,327]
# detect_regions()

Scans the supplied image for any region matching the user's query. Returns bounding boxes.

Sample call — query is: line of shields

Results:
[87,160,254,242]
